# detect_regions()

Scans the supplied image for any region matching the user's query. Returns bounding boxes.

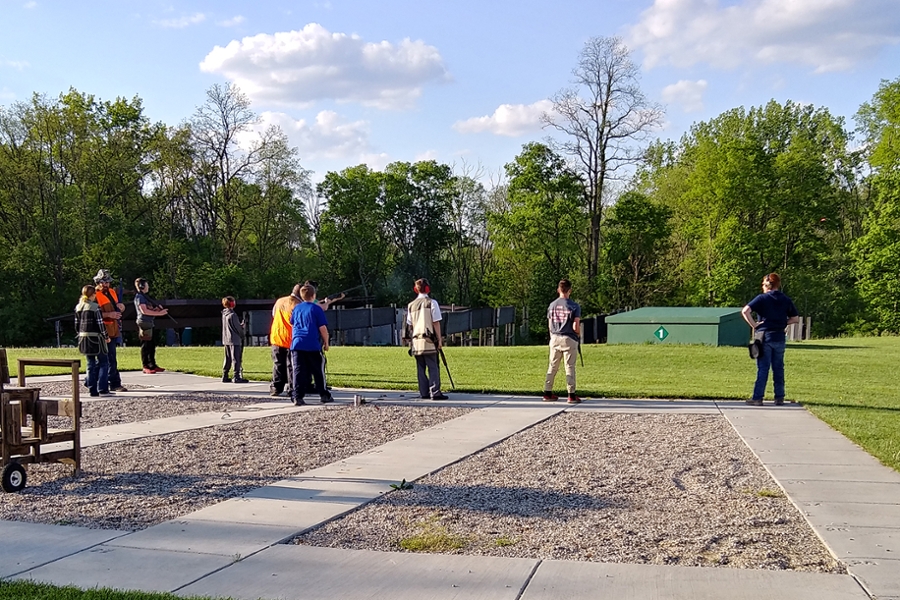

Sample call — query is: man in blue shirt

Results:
[289,284,333,406]
[741,273,800,406]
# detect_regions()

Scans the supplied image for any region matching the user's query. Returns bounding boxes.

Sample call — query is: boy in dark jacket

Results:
[222,296,249,383]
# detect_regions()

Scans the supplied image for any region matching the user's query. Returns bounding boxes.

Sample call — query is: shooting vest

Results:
[95,288,120,338]
[407,296,437,356]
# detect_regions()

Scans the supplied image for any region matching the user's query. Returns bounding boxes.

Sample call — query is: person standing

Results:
[134,278,168,374]
[75,285,110,397]
[405,278,448,400]
[269,284,301,396]
[221,296,249,383]
[543,279,582,404]
[289,284,333,406]
[741,273,800,406]
[93,269,127,392]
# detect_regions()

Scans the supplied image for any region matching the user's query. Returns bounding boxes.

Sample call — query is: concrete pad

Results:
[815,526,900,561]
[244,477,391,502]
[522,560,867,600]
[566,399,721,414]
[780,480,900,504]
[13,545,232,593]
[846,557,900,598]
[750,449,885,466]
[799,501,900,529]
[178,544,537,600]
[106,519,298,557]
[179,497,361,530]
[768,464,900,484]
[0,521,128,578]
[739,436,866,453]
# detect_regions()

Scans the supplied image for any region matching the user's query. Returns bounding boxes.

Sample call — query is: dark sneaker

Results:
[746,398,763,406]
[98,390,113,396]
[432,393,449,400]
[774,398,785,406]
[112,386,128,392]
[567,395,582,404]
[542,392,559,402]
[320,393,334,404]
[292,398,306,406]
[222,376,231,383]
[233,377,250,384]
[89,391,100,397]
[269,387,282,397]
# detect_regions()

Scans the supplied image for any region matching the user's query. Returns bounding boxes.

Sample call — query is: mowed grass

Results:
[0,580,228,600]
[6,337,900,472]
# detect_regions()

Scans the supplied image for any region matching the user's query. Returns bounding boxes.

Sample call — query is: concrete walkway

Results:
[1,371,897,599]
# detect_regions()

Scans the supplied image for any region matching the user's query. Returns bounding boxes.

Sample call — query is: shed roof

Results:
[605,307,743,324]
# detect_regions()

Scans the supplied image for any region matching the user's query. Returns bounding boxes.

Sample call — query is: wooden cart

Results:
[0,349,82,493]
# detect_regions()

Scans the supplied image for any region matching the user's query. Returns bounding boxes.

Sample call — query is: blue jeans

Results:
[753,334,786,400]
[107,336,122,389]
[86,353,110,395]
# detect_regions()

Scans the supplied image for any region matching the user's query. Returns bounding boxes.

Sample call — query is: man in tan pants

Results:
[543,279,581,404]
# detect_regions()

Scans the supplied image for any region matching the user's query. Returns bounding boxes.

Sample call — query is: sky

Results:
[1,0,899,182]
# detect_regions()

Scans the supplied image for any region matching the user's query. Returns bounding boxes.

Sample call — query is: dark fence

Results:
[48,299,518,347]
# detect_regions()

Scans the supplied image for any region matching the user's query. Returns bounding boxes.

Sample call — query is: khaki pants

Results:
[545,334,578,394]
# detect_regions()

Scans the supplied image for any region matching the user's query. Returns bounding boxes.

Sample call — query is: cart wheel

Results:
[1,463,27,493]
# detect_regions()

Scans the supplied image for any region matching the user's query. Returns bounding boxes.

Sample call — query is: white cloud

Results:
[628,0,900,73]
[23,1,36,8]
[199,23,449,110]
[154,12,206,29]
[257,110,374,161]
[1,58,30,71]
[414,150,439,162]
[217,15,245,27]
[453,100,553,137]
[661,79,708,112]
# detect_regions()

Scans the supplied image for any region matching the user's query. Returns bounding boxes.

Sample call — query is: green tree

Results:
[489,143,586,337]
[852,77,900,332]
[542,36,664,283]
[602,191,672,309]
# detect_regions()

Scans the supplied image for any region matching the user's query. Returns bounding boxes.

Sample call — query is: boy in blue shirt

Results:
[290,284,333,406]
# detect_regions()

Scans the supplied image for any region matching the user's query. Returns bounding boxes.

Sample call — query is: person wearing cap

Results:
[93,269,127,392]
[405,278,447,400]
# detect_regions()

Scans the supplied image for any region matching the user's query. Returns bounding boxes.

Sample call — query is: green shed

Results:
[605,307,749,346]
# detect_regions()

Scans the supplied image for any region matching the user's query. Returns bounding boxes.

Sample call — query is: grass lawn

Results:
[0,580,227,600]
[6,337,900,473]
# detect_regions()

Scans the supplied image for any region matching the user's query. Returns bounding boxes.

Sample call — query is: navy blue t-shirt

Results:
[290,302,328,351]
[747,290,798,339]
[547,297,581,341]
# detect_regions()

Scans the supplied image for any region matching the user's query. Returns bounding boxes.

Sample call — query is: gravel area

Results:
[45,393,282,429]
[35,381,153,396]
[0,405,470,531]
[295,413,844,573]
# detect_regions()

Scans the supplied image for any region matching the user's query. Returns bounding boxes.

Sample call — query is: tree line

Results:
[1,36,898,345]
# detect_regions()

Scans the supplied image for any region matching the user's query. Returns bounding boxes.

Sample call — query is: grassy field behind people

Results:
[6,337,899,472]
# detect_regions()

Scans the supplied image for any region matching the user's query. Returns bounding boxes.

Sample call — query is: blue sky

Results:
[2,0,899,181]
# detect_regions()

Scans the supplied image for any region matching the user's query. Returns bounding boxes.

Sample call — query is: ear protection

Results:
[413,284,431,295]
[228,299,236,309]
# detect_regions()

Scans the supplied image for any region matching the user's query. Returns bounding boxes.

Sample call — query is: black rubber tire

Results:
[1,462,27,493]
